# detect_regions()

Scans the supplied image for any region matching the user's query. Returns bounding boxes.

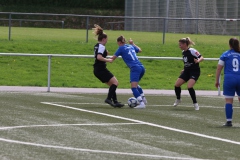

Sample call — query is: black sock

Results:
[188,87,197,103]
[175,86,181,99]
[107,84,117,101]
[112,92,118,103]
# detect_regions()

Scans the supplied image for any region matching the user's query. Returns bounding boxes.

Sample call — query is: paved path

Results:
[0,86,222,96]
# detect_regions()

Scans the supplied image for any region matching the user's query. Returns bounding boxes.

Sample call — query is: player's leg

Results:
[130,66,145,109]
[222,75,235,126]
[93,68,116,107]
[187,79,199,110]
[106,76,124,108]
[224,98,234,126]
[131,82,145,109]
[137,66,147,104]
[187,70,200,110]
[173,78,185,106]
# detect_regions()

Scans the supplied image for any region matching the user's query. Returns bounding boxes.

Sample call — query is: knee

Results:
[175,84,181,88]
[114,80,119,86]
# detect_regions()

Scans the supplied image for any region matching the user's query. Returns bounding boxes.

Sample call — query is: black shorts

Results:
[94,67,114,83]
[179,68,200,82]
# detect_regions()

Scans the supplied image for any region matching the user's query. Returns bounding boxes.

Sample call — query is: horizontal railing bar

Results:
[0,53,219,60]
[0,18,63,22]
[0,12,239,21]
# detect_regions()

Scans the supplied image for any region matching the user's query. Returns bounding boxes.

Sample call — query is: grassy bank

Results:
[0,26,233,90]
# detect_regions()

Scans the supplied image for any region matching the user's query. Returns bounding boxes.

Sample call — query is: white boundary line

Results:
[0,137,205,160]
[41,102,240,145]
[46,102,240,109]
[0,123,140,130]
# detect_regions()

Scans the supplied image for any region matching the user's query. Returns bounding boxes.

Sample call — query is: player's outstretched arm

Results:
[97,54,112,63]
[129,38,142,52]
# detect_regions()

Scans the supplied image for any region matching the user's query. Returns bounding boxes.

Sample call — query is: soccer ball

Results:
[127,97,139,108]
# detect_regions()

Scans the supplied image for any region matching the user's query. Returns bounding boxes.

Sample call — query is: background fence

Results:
[125,0,240,35]
[0,12,240,44]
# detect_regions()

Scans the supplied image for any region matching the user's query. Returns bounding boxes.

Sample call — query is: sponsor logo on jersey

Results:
[183,57,188,62]
[195,52,200,56]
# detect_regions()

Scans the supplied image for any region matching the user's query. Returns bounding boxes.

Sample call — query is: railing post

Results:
[47,55,52,92]
[62,21,64,29]
[162,18,166,44]
[8,13,12,41]
[86,16,89,43]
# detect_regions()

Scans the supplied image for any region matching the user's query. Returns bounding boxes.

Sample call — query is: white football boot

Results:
[173,99,181,107]
[134,102,146,109]
[142,96,147,105]
[193,103,199,110]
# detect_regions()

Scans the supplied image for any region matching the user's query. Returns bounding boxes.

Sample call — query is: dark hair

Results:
[179,37,195,47]
[117,35,126,43]
[92,24,107,41]
[229,38,240,52]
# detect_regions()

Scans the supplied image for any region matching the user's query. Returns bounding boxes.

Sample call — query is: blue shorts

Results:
[130,65,145,82]
[223,74,240,97]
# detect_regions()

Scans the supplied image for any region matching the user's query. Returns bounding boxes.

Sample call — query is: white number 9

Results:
[232,58,239,72]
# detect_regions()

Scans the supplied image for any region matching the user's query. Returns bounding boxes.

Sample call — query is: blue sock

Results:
[225,103,233,121]
[131,88,141,99]
[137,85,143,95]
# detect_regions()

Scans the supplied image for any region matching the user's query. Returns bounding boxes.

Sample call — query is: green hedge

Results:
[0,0,124,9]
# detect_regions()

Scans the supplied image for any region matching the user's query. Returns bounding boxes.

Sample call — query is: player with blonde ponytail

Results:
[173,37,204,110]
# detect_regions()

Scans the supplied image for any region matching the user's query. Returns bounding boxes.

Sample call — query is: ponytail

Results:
[92,24,107,41]
[229,38,240,53]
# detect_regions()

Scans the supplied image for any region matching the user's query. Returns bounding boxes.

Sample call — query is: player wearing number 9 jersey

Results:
[111,35,147,109]
[215,38,240,127]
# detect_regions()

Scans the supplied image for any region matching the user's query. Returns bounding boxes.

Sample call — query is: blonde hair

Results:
[92,24,107,41]
[179,37,195,47]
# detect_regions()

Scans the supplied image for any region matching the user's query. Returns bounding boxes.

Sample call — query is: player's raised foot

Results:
[223,121,232,127]
[105,99,115,107]
[134,102,146,109]
[114,101,124,108]
[173,99,181,107]
[142,96,147,105]
[193,103,199,110]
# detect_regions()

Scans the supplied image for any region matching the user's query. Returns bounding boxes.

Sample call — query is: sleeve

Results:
[114,47,122,57]
[218,54,225,66]
[218,60,225,66]
[190,48,201,58]
[133,45,139,53]
[98,45,105,54]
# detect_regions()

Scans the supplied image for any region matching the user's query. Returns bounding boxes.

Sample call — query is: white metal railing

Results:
[0,53,220,94]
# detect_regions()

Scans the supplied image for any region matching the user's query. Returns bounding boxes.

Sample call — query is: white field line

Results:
[0,137,206,160]
[42,102,240,145]
[0,123,140,130]
[46,102,240,109]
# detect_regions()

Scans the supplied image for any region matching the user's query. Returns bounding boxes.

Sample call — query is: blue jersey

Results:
[114,44,142,68]
[219,49,240,75]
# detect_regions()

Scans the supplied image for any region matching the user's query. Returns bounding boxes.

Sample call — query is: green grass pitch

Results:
[0,91,240,160]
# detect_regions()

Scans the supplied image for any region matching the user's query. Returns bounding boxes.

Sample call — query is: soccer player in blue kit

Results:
[111,35,147,109]
[215,38,240,127]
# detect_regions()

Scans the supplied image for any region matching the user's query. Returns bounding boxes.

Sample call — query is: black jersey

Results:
[182,48,202,70]
[93,43,108,68]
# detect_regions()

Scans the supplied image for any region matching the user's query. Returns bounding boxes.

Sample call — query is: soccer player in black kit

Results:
[93,24,124,108]
[173,37,204,110]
